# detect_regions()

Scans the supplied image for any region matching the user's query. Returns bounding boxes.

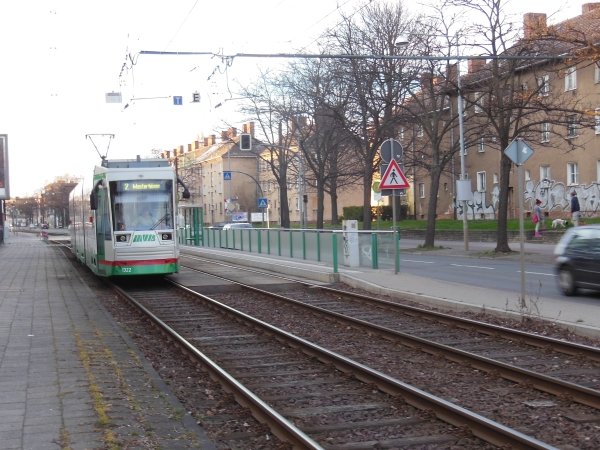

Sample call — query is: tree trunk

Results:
[279,182,290,229]
[362,167,373,230]
[495,154,513,253]
[316,186,325,229]
[423,168,442,248]
[330,187,339,225]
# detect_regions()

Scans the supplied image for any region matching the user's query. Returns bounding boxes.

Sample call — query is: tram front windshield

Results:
[110,180,174,231]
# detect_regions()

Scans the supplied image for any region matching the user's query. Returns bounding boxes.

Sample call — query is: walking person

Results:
[570,191,581,226]
[533,199,543,238]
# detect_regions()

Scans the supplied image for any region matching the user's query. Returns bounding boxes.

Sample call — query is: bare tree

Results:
[323,1,420,229]
[41,176,79,227]
[239,71,299,228]
[394,7,471,247]
[284,58,362,227]
[446,0,596,252]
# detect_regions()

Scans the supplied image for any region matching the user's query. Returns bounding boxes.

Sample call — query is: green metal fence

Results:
[189,226,400,274]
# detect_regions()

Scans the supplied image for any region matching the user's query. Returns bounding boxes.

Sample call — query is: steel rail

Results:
[163,278,557,450]
[181,261,600,410]
[109,282,324,450]
[181,254,600,361]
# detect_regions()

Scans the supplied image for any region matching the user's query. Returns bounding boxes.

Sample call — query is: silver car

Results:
[222,222,252,230]
[554,225,600,295]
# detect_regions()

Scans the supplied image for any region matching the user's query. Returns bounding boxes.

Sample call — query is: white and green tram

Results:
[69,158,190,276]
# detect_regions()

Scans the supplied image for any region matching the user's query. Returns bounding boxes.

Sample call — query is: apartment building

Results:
[411,3,600,221]
[162,124,263,225]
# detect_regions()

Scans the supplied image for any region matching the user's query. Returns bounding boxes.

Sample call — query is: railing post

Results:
[371,233,378,269]
[289,230,294,258]
[277,229,282,256]
[395,229,400,274]
[248,229,252,252]
[302,230,307,260]
[332,232,338,274]
[267,229,271,254]
[193,208,200,246]
[257,229,262,254]
[317,231,321,262]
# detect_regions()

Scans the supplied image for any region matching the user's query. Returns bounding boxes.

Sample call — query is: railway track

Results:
[174,255,600,449]
[110,276,557,449]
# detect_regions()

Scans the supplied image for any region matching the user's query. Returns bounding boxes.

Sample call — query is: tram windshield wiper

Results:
[151,213,171,230]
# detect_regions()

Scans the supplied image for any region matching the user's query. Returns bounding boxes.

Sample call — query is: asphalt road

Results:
[394,238,600,301]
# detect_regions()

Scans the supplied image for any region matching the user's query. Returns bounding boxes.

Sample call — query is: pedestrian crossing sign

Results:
[379,159,409,189]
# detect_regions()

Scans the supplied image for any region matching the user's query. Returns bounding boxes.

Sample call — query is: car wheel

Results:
[558,267,577,296]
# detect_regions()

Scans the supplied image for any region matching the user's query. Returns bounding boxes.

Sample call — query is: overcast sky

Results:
[0,0,588,197]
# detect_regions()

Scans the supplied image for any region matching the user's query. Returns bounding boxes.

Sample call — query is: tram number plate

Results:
[121,267,132,273]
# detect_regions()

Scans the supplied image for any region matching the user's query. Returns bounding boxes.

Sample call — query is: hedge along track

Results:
[109,277,557,450]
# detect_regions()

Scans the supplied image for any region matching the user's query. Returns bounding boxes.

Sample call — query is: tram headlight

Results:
[161,233,172,240]
[116,233,130,243]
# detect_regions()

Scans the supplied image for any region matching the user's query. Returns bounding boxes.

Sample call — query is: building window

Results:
[567,162,579,185]
[476,172,486,192]
[416,124,424,137]
[418,183,425,198]
[537,74,550,96]
[477,137,485,152]
[597,160,600,183]
[595,62,600,83]
[541,122,550,143]
[474,92,485,113]
[567,114,579,138]
[595,108,600,135]
[525,170,531,181]
[493,173,499,184]
[540,165,551,181]
[399,127,405,141]
[565,66,577,91]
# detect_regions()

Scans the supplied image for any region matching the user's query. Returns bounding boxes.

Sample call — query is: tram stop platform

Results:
[0,232,215,450]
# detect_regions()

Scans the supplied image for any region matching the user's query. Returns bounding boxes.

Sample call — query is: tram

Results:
[69,157,190,276]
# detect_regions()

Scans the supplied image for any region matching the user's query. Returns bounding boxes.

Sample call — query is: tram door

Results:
[95,187,110,274]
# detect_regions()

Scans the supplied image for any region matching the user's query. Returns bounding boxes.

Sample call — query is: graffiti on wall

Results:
[456,180,600,219]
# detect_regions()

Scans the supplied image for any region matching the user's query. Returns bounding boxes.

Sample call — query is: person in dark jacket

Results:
[570,191,580,226]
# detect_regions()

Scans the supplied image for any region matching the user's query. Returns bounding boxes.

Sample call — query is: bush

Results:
[342,206,364,221]
[373,204,408,221]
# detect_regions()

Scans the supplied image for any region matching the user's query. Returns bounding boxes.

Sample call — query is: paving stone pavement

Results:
[0,233,216,450]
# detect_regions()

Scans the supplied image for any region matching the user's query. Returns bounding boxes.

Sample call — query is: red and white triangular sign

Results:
[380,159,410,189]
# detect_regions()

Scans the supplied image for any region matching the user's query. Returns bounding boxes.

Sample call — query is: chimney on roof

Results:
[523,13,547,39]
[194,140,200,149]
[467,59,486,74]
[187,143,192,152]
[242,122,255,136]
[583,3,600,13]
[209,135,216,145]
[203,137,209,146]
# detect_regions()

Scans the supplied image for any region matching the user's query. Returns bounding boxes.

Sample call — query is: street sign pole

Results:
[505,138,534,309]
[518,162,526,308]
